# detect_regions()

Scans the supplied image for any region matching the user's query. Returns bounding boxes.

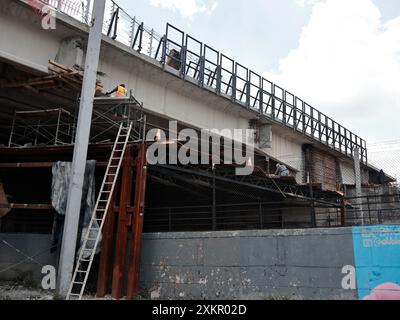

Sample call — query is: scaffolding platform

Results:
[8,108,74,147]
[6,94,145,148]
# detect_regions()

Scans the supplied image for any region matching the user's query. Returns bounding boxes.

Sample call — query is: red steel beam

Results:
[111,145,134,299]
[127,143,148,300]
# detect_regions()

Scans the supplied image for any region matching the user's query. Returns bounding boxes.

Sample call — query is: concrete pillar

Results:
[258,123,272,149]
[57,0,106,297]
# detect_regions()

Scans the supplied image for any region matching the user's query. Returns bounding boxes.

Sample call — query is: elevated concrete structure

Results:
[0,0,391,190]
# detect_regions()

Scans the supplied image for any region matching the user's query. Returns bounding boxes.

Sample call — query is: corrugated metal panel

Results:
[340,161,355,185]
[310,147,338,191]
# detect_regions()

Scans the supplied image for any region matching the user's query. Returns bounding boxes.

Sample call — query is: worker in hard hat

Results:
[275,163,290,177]
[106,83,128,97]
[106,84,129,119]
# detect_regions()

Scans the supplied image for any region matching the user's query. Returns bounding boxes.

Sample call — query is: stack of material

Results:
[0,60,104,93]
[48,60,104,93]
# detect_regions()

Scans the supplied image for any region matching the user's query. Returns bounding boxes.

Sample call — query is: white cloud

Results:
[267,0,400,145]
[149,0,218,18]
[295,0,324,8]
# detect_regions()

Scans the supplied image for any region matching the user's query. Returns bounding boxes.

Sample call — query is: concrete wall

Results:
[140,229,357,300]
[0,229,356,299]
[0,234,57,285]
[5,227,400,300]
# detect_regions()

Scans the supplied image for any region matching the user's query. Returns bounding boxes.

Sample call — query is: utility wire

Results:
[0,239,56,274]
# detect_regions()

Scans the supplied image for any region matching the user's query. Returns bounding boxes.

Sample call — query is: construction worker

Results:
[105,84,128,119]
[275,163,290,177]
[106,83,128,97]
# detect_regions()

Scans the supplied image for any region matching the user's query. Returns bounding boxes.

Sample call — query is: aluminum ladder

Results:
[66,122,133,300]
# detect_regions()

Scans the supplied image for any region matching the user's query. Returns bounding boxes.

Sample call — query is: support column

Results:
[212,163,216,231]
[354,147,364,225]
[305,145,316,227]
[127,144,148,300]
[112,145,133,299]
[56,0,106,296]
[96,174,117,297]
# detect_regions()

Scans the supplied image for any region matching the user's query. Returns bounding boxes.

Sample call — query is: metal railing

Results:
[144,193,400,232]
[35,0,91,23]
[345,193,400,226]
[45,0,368,164]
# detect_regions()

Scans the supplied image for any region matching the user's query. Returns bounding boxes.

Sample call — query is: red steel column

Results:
[96,172,117,297]
[127,143,148,300]
[111,145,134,299]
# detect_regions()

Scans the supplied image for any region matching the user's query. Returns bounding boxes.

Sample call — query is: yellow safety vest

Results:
[117,86,127,97]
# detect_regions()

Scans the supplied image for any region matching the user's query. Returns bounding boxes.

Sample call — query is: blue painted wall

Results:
[353,225,400,299]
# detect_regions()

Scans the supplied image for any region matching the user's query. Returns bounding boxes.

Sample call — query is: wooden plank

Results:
[48,60,75,73]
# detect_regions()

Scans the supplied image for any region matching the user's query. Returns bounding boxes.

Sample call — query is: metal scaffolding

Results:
[8,108,74,147]
[6,94,145,148]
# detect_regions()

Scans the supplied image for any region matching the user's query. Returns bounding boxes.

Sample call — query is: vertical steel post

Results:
[259,77,264,115]
[353,147,364,225]
[367,195,372,224]
[127,143,148,299]
[85,0,92,23]
[8,111,16,147]
[55,109,61,145]
[212,163,216,231]
[112,145,133,299]
[271,85,276,121]
[138,22,144,52]
[306,145,316,227]
[34,120,40,146]
[130,16,136,48]
[57,0,106,297]
[341,197,346,226]
[148,28,154,56]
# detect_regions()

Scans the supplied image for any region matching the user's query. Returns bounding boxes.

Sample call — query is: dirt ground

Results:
[0,282,117,300]
[0,283,54,300]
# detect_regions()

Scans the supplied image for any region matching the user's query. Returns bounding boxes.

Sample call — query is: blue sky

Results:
[116,0,399,73]
[118,0,314,72]
[115,0,400,179]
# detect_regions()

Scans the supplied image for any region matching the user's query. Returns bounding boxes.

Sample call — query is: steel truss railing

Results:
[45,0,368,164]
[151,164,343,206]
